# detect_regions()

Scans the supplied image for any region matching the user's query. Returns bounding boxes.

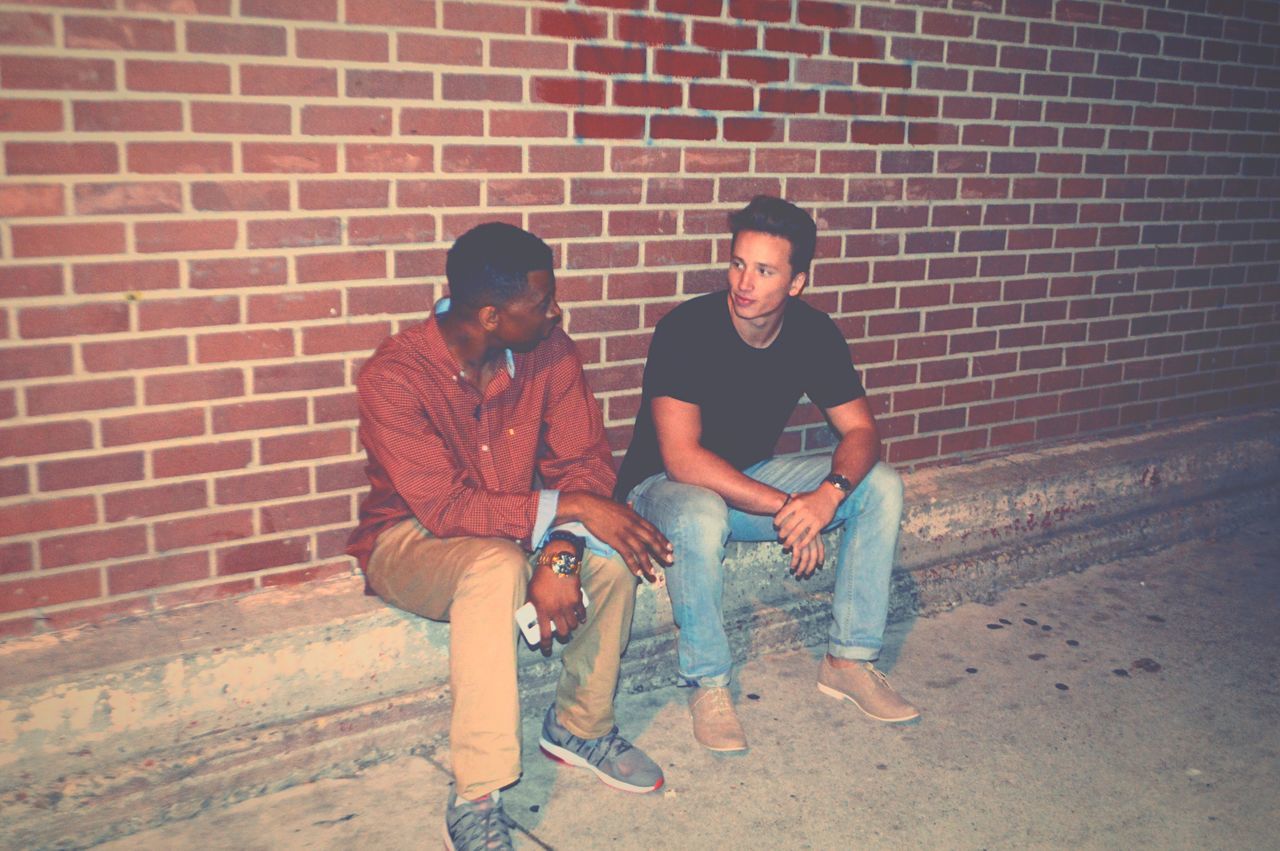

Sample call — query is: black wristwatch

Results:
[824,472,853,497]
[540,530,585,578]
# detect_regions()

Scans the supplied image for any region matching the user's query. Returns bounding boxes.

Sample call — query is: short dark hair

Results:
[728,195,818,277]
[445,222,554,310]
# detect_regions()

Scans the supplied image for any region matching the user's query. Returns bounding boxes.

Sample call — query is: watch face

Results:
[827,474,852,492]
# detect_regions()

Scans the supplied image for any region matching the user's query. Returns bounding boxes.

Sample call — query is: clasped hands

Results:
[773,486,842,578]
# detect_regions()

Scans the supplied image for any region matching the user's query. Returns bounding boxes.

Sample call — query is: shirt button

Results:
[480,444,489,452]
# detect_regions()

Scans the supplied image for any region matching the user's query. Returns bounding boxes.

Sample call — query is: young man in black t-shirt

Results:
[616,196,918,753]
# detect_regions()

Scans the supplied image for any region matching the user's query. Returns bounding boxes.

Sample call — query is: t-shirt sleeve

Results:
[804,312,866,410]
[641,311,702,404]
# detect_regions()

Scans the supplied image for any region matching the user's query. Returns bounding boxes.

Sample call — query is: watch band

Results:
[541,530,585,578]
[824,472,853,495]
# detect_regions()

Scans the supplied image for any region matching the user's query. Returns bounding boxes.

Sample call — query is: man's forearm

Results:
[829,427,881,490]
[664,445,789,515]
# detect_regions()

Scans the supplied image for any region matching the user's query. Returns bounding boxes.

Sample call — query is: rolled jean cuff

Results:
[827,641,880,663]
[677,671,731,689]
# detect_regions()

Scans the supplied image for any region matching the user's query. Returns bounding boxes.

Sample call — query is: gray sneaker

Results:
[443,789,515,851]
[538,705,664,793]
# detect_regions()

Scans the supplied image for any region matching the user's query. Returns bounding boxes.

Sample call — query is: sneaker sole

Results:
[538,738,664,794]
[817,681,921,724]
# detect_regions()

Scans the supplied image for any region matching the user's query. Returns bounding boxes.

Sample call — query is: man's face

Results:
[494,269,561,352]
[727,230,806,324]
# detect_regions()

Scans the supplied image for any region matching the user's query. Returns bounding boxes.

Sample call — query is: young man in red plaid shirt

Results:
[347,223,673,851]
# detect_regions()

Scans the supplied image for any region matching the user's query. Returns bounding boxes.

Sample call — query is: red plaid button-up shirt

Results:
[346,312,616,571]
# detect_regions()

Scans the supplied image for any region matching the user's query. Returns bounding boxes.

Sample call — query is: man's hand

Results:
[558,492,673,582]
[774,487,841,564]
[788,536,825,578]
[526,557,586,656]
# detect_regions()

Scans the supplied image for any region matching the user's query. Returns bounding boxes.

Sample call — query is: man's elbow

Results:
[660,452,699,484]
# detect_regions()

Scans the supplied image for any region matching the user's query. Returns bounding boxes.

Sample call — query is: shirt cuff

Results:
[531,490,618,561]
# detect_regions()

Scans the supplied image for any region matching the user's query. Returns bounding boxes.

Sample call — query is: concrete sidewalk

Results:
[100,516,1279,850]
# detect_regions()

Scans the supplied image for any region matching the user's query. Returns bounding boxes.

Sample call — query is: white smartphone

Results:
[516,589,590,646]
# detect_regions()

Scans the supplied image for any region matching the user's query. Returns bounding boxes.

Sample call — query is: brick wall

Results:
[2,0,1278,636]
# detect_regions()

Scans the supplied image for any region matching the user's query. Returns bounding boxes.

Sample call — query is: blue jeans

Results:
[627,456,904,688]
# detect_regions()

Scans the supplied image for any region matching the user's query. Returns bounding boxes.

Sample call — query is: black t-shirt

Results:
[615,291,866,500]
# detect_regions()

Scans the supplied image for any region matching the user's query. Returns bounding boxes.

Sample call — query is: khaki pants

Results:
[365,519,637,800]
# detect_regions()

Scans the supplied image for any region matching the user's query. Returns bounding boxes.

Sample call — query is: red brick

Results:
[346,143,435,173]
[0,11,54,45]
[18,302,128,339]
[347,69,434,99]
[535,8,606,38]
[41,525,148,569]
[0,56,113,90]
[729,0,791,22]
[760,88,820,113]
[296,27,387,62]
[127,142,232,174]
[442,72,522,102]
[65,14,175,50]
[216,535,311,575]
[859,63,912,88]
[212,398,307,434]
[242,0,336,21]
[347,0,434,26]
[301,321,391,354]
[618,13,685,44]
[347,284,433,316]
[397,32,481,66]
[84,336,187,373]
[401,107,483,137]
[215,468,309,505]
[74,181,182,215]
[38,451,143,491]
[0,496,96,537]
[0,183,62,218]
[104,480,207,522]
[0,569,100,615]
[298,179,388,210]
[496,107,572,137]
[316,458,365,492]
[0,97,62,132]
[395,180,478,210]
[259,428,350,464]
[191,101,291,134]
[830,32,883,59]
[240,63,336,96]
[296,250,386,283]
[187,256,286,290]
[727,54,789,83]
[689,82,754,112]
[137,295,238,331]
[247,217,341,249]
[650,114,718,140]
[27,377,134,415]
[154,577,255,609]
[533,77,606,106]
[101,407,204,446]
[126,59,231,93]
[574,112,646,140]
[0,343,72,381]
[153,439,252,478]
[108,552,209,595]
[314,391,357,423]
[243,142,336,173]
[724,117,782,142]
[196,328,293,363]
[253,361,345,393]
[191,180,289,211]
[144,367,242,403]
[575,44,647,75]
[1,541,32,576]
[260,495,350,532]
[441,144,521,173]
[442,0,525,34]
[136,219,237,253]
[154,509,253,551]
[0,420,92,458]
[248,290,341,323]
[489,178,567,207]
[302,105,392,136]
[187,20,285,55]
[6,141,117,175]
[12,223,125,258]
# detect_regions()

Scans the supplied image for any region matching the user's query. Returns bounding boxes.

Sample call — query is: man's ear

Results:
[788,271,808,297]
[476,304,500,331]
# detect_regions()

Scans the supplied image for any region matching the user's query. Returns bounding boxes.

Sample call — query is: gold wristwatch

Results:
[539,530,585,578]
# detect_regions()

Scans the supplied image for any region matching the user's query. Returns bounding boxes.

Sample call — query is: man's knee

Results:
[667,486,731,546]
[862,462,904,520]
[454,538,531,597]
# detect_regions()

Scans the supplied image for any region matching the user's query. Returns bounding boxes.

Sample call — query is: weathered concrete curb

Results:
[2,410,1277,849]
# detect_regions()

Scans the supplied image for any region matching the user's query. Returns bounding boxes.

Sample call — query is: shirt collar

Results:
[435,297,515,378]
